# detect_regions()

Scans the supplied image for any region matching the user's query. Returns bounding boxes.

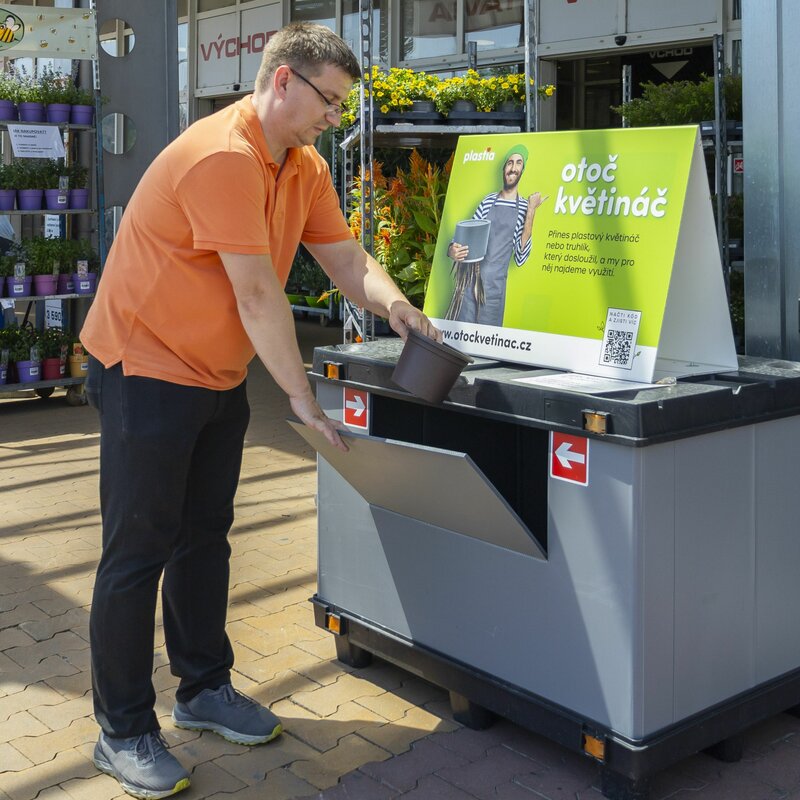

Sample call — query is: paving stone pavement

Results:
[2,319,800,800]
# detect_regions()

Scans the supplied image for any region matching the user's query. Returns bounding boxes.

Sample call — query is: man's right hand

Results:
[290,390,349,452]
[448,242,470,262]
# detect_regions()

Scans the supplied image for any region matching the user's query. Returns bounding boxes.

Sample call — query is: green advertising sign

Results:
[423,126,737,383]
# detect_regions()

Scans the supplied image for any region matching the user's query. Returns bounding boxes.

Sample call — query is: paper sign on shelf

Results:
[6,123,65,159]
[423,126,737,383]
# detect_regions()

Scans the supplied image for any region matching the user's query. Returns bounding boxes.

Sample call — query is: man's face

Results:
[503,154,525,191]
[284,64,354,148]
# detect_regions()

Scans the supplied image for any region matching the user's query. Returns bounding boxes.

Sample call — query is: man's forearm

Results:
[237,292,313,400]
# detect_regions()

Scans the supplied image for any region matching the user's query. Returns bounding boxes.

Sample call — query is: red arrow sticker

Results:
[343,388,369,429]
[550,432,589,486]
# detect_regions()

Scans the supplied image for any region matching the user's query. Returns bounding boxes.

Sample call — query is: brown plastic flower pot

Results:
[391,328,472,404]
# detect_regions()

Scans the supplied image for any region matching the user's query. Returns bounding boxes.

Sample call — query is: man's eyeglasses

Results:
[290,68,344,118]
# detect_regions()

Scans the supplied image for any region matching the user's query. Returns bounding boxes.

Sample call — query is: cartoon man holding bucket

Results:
[445,144,547,326]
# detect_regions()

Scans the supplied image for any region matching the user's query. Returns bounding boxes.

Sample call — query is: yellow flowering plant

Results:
[339,66,441,128]
[338,67,555,127]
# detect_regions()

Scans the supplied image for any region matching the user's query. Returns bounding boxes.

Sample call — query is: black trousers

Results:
[86,357,250,737]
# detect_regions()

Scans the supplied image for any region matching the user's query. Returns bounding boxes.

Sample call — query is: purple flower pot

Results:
[33,274,59,296]
[15,360,40,383]
[0,99,17,121]
[17,189,43,211]
[6,275,32,297]
[46,103,71,124]
[70,104,94,125]
[68,188,89,210]
[0,189,15,211]
[57,273,74,294]
[44,188,69,211]
[72,272,97,295]
[17,102,45,123]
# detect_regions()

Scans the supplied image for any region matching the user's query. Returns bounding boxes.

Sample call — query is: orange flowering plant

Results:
[343,151,453,308]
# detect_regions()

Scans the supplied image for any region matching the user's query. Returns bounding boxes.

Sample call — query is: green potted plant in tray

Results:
[10,325,41,384]
[68,83,95,126]
[38,65,73,124]
[14,159,47,210]
[3,242,31,297]
[41,159,70,211]
[26,236,62,296]
[0,163,16,210]
[14,66,44,123]
[67,162,89,209]
[0,69,20,121]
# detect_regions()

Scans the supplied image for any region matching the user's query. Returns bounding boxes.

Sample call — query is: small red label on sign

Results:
[550,432,589,486]
[343,388,369,429]
[733,157,744,174]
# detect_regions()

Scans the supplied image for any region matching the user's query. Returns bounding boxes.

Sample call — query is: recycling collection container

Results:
[293,339,800,800]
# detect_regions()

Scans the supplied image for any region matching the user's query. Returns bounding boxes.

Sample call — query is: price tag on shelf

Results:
[45,300,63,329]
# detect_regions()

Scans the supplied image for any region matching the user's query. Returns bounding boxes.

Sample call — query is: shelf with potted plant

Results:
[339,67,555,133]
[0,323,85,392]
[0,238,98,301]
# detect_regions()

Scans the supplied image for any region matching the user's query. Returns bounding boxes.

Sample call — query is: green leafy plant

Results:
[40,326,69,359]
[41,159,69,190]
[11,65,42,105]
[38,65,73,106]
[0,70,20,104]
[12,159,48,190]
[287,246,328,295]
[611,72,742,126]
[8,325,39,363]
[0,163,16,190]
[24,236,64,275]
[68,162,89,190]
[69,84,94,106]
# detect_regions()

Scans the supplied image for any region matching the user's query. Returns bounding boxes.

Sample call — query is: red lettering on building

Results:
[200,30,277,61]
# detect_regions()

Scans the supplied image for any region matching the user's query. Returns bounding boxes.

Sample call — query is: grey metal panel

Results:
[637,443,676,737]
[754,417,800,681]
[673,426,755,720]
[743,1,800,358]
[289,421,545,559]
[96,0,179,209]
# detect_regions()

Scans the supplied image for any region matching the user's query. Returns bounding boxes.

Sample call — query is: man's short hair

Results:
[255,23,361,93]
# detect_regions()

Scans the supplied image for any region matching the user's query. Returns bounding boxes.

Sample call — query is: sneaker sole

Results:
[172,715,282,746]
[93,755,190,800]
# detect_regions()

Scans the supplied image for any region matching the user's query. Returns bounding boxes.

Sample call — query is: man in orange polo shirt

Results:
[81,23,440,799]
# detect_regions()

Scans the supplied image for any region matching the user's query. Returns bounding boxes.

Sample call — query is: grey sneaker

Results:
[172,684,282,745]
[93,731,190,800]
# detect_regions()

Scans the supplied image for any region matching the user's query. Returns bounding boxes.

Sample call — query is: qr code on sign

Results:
[602,329,634,366]
[599,308,641,370]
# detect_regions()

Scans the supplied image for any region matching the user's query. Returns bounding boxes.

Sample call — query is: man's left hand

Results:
[388,300,442,343]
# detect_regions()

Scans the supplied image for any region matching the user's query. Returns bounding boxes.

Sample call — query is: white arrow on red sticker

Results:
[343,388,369,429]
[550,432,589,485]
[345,393,365,418]
[555,440,586,470]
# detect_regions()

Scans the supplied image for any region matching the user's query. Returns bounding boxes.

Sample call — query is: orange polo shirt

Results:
[81,95,352,390]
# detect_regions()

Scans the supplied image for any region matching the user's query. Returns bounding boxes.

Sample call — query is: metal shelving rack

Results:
[338,0,538,343]
[0,7,101,404]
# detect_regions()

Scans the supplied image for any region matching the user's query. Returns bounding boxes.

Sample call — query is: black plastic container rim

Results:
[406,328,473,366]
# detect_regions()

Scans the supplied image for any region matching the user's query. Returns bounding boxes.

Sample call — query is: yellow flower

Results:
[380,104,389,113]
[545,85,555,96]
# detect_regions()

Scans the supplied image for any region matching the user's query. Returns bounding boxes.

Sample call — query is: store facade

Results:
[185,0,742,130]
